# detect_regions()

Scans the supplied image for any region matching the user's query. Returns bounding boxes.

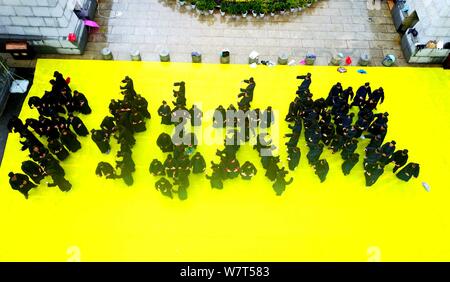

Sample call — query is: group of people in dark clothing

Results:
[7,70,421,200]
[153,81,206,199]
[94,76,151,186]
[285,73,420,186]
[7,71,91,198]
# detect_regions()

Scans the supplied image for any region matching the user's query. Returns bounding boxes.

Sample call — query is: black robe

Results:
[191,153,206,174]
[68,116,89,136]
[240,161,257,180]
[21,160,45,184]
[91,130,111,154]
[396,163,420,182]
[60,129,81,152]
[155,178,173,199]
[47,138,69,161]
[342,153,359,175]
[96,162,117,179]
[287,147,301,171]
[149,159,165,176]
[313,159,329,183]
[158,104,172,125]
[9,173,37,199]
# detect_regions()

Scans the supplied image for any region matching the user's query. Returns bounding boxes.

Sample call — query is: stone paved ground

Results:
[2,0,419,67]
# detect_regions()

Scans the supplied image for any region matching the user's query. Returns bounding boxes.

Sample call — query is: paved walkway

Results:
[4,0,408,66]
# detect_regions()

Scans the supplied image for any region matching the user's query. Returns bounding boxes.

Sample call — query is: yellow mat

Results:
[0,59,449,262]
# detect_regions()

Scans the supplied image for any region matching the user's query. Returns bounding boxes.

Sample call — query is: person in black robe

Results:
[260,106,274,128]
[313,159,329,183]
[396,162,420,182]
[47,174,72,192]
[296,73,312,94]
[120,76,136,100]
[342,153,359,176]
[100,116,117,135]
[95,162,118,179]
[25,118,44,137]
[223,157,240,179]
[326,82,343,107]
[40,154,65,177]
[341,138,358,160]
[133,95,151,119]
[131,110,146,132]
[240,161,257,180]
[155,177,174,199]
[366,87,384,110]
[60,128,81,152]
[285,97,300,122]
[47,137,69,161]
[8,172,37,199]
[240,77,256,101]
[351,82,371,109]
[172,81,186,107]
[72,90,91,114]
[39,116,59,139]
[365,162,384,187]
[341,86,354,104]
[272,169,293,196]
[53,71,70,92]
[213,105,226,128]
[287,146,301,171]
[29,144,49,163]
[307,143,324,165]
[390,149,409,173]
[157,133,174,153]
[367,134,383,148]
[191,152,206,174]
[320,122,335,146]
[163,154,176,178]
[206,162,224,189]
[173,170,189,200]
[380,141,396,164]
[21,160,46,184]
[237,92,252,111]
[149,159,165,176]
[91,129,111,154]
[67,113,89,136]
[285,131,301,148]
[158,101,172,125]
[265,157,280,181]
[116,151,135,186]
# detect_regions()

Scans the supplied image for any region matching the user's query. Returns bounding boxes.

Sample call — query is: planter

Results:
[220,49,230,64]
[242,12,248,18]
[208,9,214,14]
[191,51,202,63]
[290,8,296,13]
[191,4,196,9]
[270,12,275,16]
[280,10,285,15]
[220,10,225,16]
[179,0,186,6]
[252,10,257,17]
[259,13,265,18]
[159,50,170,62]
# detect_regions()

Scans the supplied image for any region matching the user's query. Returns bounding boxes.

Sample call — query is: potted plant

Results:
[178,0,186,6]
[190,0,197,9]
[288,0,298,12]
[196,0,208,15]
[267,0,276,16]
[206,0,215,14]
[259,1,267,17]
[252,0,261,17]
[240,2,249,18]
[306,0,314,7]
[230,2,238,18]
[305,53,316,65]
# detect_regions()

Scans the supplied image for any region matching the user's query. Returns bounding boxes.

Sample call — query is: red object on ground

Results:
[345,56,352,65]
[68,33,76,42]
[66,77,71,84]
